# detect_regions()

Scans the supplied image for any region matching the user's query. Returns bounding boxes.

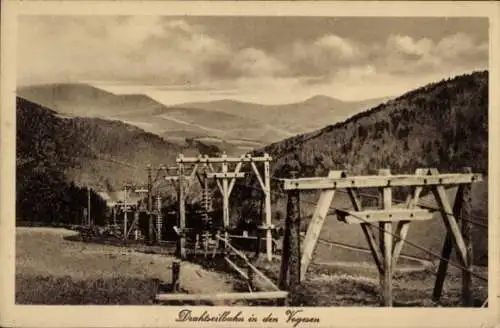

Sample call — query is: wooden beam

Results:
[283,173,482,190]
[347,188,384,275]
[156,291,288,302]
[205,172,246,179]
[432,231,453,302]
[300,170,344,282]
[224,256,249,280]
[250,161,266,191]
[177,154,272,164]
[217,235,280,291]
[336,208,433,224]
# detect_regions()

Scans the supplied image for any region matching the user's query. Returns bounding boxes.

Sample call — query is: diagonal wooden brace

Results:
[347,188,384,275]
[392,168,428,267]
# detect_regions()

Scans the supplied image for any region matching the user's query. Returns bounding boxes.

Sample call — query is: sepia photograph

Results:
[1,1,499,328]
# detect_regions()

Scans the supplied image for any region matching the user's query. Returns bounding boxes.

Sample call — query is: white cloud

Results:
[230,48,286,78]
[386,35,433,57]
[314,34,361,60]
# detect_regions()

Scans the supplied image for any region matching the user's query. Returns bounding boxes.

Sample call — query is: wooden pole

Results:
[221,153,230,245]
[279,171,294,290]
[264,155,273,262]
[172,261,180,292]
[288,170,301,291]
[123,185,128,238]
[379,168,393,307]
[178,159,187,259]
[87,186,91,227]
[147,166,153,245]
[460,167,473,306]
[157,193,162,243]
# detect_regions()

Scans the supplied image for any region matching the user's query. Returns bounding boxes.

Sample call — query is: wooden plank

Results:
[283,173,482,190]
[300,170,343,282]
[379,169,393,307]
[156,291,288,301]
[337,208,433,224]
[224,256,249,280]
[347,188,384,275]
[392,168,427,267]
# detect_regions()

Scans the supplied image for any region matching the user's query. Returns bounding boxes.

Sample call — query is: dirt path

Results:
[16,227,235,295]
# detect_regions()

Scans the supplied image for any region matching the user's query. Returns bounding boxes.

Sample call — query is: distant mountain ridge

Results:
[18,83,389,153]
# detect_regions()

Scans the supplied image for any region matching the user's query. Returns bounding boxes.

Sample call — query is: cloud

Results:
[230,48,286,78]
[18,16,287,86]
[17,16,488,102]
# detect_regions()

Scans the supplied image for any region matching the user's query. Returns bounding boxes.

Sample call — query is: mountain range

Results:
[18,83,388,153]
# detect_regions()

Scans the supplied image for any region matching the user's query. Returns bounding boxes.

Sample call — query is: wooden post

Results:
[87,185,91,227]
[288,170,301,290]
[460,167,473,306]
[379,168,393,307]
[178,157,186,259]
[172,261,180,292]
[123,185,128,239]
[147,166,153,245]
[221,153,230,245]
[157,193,162,243]
[264,154,273,262]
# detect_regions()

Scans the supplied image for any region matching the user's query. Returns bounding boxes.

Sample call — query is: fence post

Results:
[172,261,180,292]
[147,165,153,245]
[460,167,473,306]
[178,158,187,259]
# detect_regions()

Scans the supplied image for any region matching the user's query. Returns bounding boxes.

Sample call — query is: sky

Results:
[17,16,489,104]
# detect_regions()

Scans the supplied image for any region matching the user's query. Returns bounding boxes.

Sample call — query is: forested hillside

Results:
[16,97,203,225]
[261,71,488,178]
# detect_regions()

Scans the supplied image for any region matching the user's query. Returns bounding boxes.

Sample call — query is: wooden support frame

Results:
[282,167,482,307]
[176,152,274,262]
